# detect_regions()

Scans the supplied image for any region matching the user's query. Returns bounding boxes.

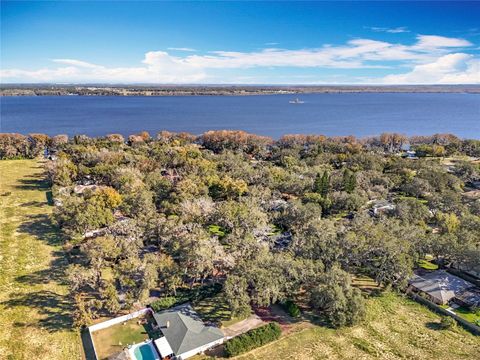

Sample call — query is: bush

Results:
[224,322,281,357]
[150,297,179,312]
[281,300,301,318]
[439,316,456,330]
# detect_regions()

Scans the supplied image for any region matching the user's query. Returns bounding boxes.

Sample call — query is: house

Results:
[44,148,58,161]
[454,288,480,309]
[152,304,224,359]
[408,270,474,305]
[369,199,396,217]
[402,150,418,160]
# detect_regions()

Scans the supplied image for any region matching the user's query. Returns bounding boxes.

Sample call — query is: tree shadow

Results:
[16,253,70,286]
[425,321,442,330]
[8,170,75,333]
[20,201,47,208]
[253,304,302,325]
[301,310,331,327]
[204,343,227,358]
[15,177,50,191]
[18,213,64,246]
[195,299,232,325]
[2,290,74,332]
[81,329,98,360]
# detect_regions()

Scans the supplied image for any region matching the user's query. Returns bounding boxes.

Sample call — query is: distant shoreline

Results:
[1,84,480,96]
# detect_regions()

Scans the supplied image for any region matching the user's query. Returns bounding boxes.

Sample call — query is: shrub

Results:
[150,297,179,312]
[439,316,456,330]
[281,300,301,318]
[224,322,281,357]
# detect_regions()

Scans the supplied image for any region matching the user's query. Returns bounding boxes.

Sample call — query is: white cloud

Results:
[414,35,472,49]
[368,26,409,33]
[380,53,480,84]
[1,34,478,84]
[52,59,101,68]
[167,47,196,52]
[1,52,207,83]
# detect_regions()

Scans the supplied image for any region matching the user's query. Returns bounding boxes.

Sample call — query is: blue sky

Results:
[1,1,479,84]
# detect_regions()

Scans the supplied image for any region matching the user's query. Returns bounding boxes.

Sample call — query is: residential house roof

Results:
[152,304,224,356]
[409,270,474,304]
[455,288,480,308]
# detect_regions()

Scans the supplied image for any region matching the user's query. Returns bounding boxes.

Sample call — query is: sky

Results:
[1,1,479,84]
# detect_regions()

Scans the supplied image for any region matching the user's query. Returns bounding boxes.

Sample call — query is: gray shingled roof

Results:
[409,270,473,304]
[153,304,224,356]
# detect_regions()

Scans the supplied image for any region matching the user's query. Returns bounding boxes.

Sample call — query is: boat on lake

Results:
[289,98,305,104]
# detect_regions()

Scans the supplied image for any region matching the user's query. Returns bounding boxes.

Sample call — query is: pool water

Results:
[133,343,159,360]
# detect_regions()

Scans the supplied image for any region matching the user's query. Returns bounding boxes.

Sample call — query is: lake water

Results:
[1,93,479,139]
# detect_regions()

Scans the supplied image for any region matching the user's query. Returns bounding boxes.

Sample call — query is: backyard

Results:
[91,313,158,360]
[0,160,81,359]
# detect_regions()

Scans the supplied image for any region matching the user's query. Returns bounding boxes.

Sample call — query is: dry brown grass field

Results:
[0,160,81,360]
[231,292,480,360]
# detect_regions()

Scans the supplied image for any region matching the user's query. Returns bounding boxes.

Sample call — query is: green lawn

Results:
[418,259,439,270]
[91,315,154,360]
[227,292,480,360]
[208,224,226,237]
[193,293,250,328]
[454,306,480,325]
[0,160,81,359]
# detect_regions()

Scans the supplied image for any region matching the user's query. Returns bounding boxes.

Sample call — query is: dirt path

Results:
[222,314,265,338]
[0,160,81,360]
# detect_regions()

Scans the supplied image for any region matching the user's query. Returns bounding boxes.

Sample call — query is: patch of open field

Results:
[0,160,81,359]
[232,292,480,360]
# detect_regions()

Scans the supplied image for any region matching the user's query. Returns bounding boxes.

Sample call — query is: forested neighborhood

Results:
[1,130,479,358]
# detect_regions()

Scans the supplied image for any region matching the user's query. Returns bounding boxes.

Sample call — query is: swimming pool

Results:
[130,341,160,360]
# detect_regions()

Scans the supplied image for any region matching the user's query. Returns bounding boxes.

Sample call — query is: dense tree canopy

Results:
[12,130,478,328]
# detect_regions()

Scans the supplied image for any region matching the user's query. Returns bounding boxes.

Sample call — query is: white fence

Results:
[87,307,153,360]
[89,307,153,332]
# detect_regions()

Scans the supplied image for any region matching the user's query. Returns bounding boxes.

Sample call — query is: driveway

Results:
[222,314,265,338]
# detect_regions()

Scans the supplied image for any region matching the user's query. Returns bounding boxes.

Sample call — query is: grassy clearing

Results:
[91,315,153,360]
[0,160,81,360]
[230,292,480,360]
[193,293,250,328]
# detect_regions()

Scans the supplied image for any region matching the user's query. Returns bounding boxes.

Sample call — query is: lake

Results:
[1,93,479,139]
